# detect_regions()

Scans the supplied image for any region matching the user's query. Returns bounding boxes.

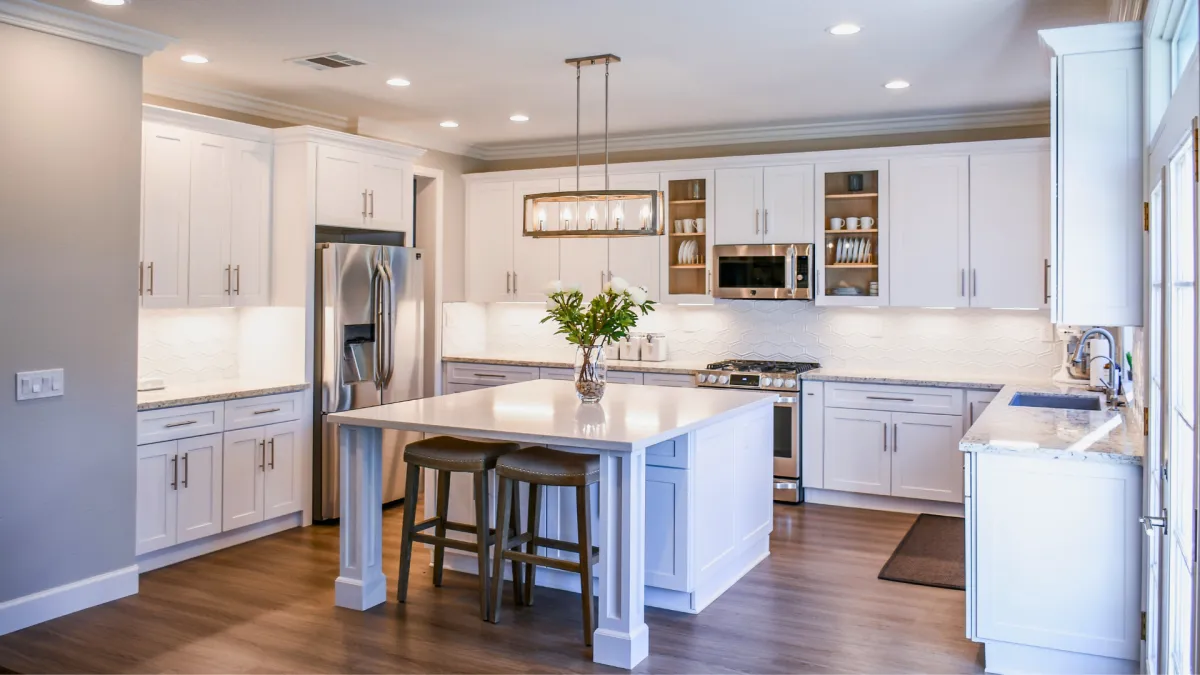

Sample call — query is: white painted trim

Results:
[413,165,445,397]
[144,76,353,131]
[462,137,1051,183]
[136,512,303,573]
[0,0,172,55]
[142,104,275,143]
[358,118,483,159]
[1040,21,1144,55]
[0,565,138,636]
[803,488,966,517]
[982,639,1139,674]
[473,107,1050,161]
[273,125,426,161]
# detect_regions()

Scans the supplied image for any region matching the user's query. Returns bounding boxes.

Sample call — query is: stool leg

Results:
[396,461,422,602]
[490,476,512,623]
[525,483,541,606]
[576,485,596,647]
[508,485,524,605]
[432,470,451,587]
[473,471,491,621]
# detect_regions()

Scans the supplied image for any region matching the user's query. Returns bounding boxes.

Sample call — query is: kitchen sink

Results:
[1008,392,1103,411]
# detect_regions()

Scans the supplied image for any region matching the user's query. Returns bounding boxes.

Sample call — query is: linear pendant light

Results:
[523,54,663,238]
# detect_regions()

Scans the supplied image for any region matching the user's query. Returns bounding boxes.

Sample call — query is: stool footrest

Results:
[412,532,482,554]
[505,550,583,574]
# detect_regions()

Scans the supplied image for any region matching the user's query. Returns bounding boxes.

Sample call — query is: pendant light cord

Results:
[604,58,610,191]
[575,62,581,189]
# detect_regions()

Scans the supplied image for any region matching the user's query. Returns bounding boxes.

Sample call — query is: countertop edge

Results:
[802,371,1010,391]
[442,354,701,375]
[137,382,311,411]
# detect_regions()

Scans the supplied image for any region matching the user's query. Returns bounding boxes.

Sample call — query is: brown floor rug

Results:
[878,513,965,590]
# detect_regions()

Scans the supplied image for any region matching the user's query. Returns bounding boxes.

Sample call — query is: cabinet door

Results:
[187,132,234,307]
[606,371,644,385]
[762,165,815,244]
[714,167,763,244]
[607,173,662,300]
[465,181,515,302]
[814,159,890,306]
[966,390,997,426]
[889,155,970,308]
[230,139,271,307]
[136,440,178,555]
[558,176,609,298]
[264,420,303,520]
[315,145,366,228]
[801,380,824,489]
[176,433,223,544]
[660,170,716,305]
[970,150,1050,309]
[890,412,964,503]
[222,427,265,531]
[363,153,412,234]
[512,178,561,301]
[141,123,191,309]
[822,408,891,496]
[645,466,690,591]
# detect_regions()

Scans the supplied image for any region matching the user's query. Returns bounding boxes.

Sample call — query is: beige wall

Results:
[0,24,143,602]
[143,94,296,130]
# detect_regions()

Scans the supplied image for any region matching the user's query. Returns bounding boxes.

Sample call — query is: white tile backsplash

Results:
[139,307,305,386]
[444,301,1061,380]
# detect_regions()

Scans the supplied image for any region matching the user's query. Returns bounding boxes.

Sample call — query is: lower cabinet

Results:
[966,390,997,426]
[823,408,892,496]
[223,420,303,531]
[135,433,223,555]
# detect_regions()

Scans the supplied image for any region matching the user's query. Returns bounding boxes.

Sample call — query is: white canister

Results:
[619,334,643,360]
[604,340,621,360]
[642,333,668,361]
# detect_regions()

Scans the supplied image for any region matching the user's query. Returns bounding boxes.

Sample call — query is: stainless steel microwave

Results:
[712,244,813,300]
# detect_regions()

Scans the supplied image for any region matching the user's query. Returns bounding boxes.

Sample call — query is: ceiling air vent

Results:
[289,52,368,71]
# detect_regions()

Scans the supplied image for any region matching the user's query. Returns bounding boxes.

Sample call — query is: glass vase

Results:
[574,342,608,403]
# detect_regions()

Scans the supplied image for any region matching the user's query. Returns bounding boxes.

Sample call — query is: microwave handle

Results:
[786,245,797,295]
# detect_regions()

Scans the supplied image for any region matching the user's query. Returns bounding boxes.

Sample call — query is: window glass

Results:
[1151,182,1164,388]
[1173,0,1199,90]
[1168,132,1195,426]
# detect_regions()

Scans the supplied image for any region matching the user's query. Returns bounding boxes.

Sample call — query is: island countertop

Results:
[328,378,777,452]
[959,384,1144,465]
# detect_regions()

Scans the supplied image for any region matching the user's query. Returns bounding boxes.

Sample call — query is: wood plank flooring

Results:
[0,502,982,673]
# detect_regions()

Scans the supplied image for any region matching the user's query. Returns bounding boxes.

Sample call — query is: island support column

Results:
[593,446,649,669]
[334,424,387,611]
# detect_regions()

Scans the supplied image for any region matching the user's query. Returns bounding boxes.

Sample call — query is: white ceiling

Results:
[48,0,1109,156]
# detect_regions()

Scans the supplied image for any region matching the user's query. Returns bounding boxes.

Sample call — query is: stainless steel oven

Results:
[713,243,812,300]
[772,393,801,502]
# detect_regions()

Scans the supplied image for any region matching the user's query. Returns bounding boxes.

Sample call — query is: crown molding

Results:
[1109,0,1147,22]
[142,104,275,143]
[1039,21,1143,55]
[273,125,426,162]
[143,76,353,131]
[355,118,486,159]
[0,0,173,55]
[470,107,1051,161]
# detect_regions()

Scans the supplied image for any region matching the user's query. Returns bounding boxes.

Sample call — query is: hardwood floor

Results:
[0,503,982,673]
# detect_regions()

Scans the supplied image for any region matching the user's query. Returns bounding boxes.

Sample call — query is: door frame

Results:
[413,165,444,397]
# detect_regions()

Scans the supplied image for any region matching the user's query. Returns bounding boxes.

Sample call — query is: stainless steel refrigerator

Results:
[314,243,424,521]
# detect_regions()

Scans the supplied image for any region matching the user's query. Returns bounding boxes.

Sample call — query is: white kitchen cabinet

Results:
[363,154,412,233]
[512,178,561,301]
[660,170,715,305]
[714,167,763,245]
[762,164,816,244]
[889,412,964,502]
[966,390,998,426]
[606,173,662,300]
[1042,24,1143,326]
[642,373,695,388]
[175,432,223,544]
[466,181,516,302]
[559,176,610,299]
[889,155,970,308]
[188,132,235,307]
[815,159,891,306]
[229,139,272,307]
[823,407,891,496]
[801,380,824,489]
[315,144,412,235]
[135,440,179,555]
[969,151,1050,309]
[606,371,644,385]
[645,465,689,591]
[263,420,303,520]
[141,122,191,308]
[222,426,265,531]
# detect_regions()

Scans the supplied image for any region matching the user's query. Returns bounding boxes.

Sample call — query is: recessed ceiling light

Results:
[180,54,209,64]
[440,121,459,128]
[827,23,861,35]
[90,0,127,5]
[386,77,410,87]
[884,79,910,89]
[509,114,530,122]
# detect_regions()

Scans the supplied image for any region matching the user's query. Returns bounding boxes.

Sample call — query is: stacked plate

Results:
[833,237,873,264]
[677,240,701,264]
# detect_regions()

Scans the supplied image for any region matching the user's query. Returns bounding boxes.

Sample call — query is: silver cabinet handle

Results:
[138,261,144,296]
[181,452,189,487]
[707,269,712,295]
[473,373,507,379]
[269,438,276,469]
[866,395,914,402]
[165,420,197,428]
[1043,259,1050,304]
[882,422,888,452]
[369,190,375,218]
[892,423,898,453]
[755,208,760,234]
[259,440,266,471]
[234,265,241,295]
[960,269,966,297]
[252,407,281,415]
[764,209,769,234]
[362,190,368,217]
[506,271,511,294]
[147,262,154,296]
[514,272,519,294]
[972,269,978,297]
[225,265,231,294]
[170,455,178,490]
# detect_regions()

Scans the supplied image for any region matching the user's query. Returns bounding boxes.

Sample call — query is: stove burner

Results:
[704,359,820,374]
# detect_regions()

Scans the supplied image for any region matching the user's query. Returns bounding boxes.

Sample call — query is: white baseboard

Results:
[804,488,965,517]
[983,640,1138,674]
[0,565,139,637]
[137,512,303,573]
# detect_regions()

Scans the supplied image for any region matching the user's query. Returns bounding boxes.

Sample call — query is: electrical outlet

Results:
[16,369,64,401]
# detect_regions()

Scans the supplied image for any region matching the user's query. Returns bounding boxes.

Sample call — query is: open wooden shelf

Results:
[825,229,879,235]
[825,192,879,200]
[670,264,706,269]
[669,199,706,204]
[669,232,707,237]
[826,263,878,269]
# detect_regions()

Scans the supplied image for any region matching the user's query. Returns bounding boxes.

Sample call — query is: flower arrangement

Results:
[542,277,656,402]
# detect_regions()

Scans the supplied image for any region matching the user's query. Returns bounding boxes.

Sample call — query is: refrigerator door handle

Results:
[381,259,396,387]
[373,262,385,389]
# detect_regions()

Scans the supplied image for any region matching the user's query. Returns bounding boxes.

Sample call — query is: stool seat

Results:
[404,436,520,472]
[496,446,599,487]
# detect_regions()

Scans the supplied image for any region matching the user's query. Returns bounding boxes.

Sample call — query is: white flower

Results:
[628,286,648,305]
[609,276,629,294]
[545,298,557,312]
[565,281,582,293]
[544,279,563,296]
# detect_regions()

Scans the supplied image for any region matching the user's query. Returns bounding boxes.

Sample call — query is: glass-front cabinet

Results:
[814,159,890,306]
[659,170,715,304]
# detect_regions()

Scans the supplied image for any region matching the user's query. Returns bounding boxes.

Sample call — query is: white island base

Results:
[327,379,776,669]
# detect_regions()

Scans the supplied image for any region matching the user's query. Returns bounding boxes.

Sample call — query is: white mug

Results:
[695,218,706,233]
[846,217,860,230]
[683,219,696,233]
[860,216,875,229]
[830,217,845,230]
[674,220,684,233]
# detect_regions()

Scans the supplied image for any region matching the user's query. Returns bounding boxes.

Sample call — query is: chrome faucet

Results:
[1072,328,1123,406]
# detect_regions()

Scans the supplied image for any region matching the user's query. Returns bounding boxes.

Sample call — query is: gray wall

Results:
[0,23,142,602]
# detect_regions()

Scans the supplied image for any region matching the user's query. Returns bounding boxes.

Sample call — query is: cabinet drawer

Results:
[223,392,303,431]
[445,362,540,386]
[646,434,689,469]
[824,382,963,415]
[643,372,695,388]
[607,371,644,385]
[539,367,574,381]
[137,403,224,445]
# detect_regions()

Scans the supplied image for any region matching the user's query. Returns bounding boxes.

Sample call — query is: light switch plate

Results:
[16,369,64,401]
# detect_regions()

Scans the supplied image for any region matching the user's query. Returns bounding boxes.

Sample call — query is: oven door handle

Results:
[776,395,799,404]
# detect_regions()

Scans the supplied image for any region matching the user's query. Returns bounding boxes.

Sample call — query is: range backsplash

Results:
[444,301,1061,379]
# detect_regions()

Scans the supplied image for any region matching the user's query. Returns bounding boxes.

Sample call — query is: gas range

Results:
[693,359,821,392]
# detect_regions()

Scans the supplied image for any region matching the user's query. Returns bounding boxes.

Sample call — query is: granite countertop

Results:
[959,384,1143,466]
[442,353,708,376]
[137,380,310,411]
[803,367,1050,391]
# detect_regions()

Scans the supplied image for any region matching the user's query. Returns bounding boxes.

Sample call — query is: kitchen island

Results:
[327,379,776,669]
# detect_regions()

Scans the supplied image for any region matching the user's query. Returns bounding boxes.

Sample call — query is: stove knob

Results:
[695,373,706,385]
[707,374,718,384]
[784,378,797,388]
[773,378,785,387]
[717,375,729,385]
[758,377,773,389]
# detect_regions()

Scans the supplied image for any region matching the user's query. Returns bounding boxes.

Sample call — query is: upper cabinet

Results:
[466,181,516,303]
[1041,23,1144,326]
[968,150,1050,310]
[889,155,970,308]
[141,122,191,309]
[512,178,561,302]
[661,170,714,304]
[715,165,814,245]
[714,168,763,245]
[815,159,890,306]
[315,146,413,235]
[606,173,662,301]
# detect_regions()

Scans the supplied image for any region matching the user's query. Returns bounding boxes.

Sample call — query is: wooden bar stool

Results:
[396,436,523,620]
[489,446,600,645]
